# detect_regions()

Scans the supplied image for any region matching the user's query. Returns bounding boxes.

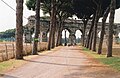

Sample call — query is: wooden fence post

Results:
[1,51,4,61]
[12,43,15,58]
[5,43,8,60]
[25,43,27,55]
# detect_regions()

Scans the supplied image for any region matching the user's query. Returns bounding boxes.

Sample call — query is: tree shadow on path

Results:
[0,73,18,78]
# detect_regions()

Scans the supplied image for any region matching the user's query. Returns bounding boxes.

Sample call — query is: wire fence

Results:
[0,42,48,62]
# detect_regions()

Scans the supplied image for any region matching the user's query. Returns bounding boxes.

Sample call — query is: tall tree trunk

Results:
[98,7,110,54]
[107,0,116,57]
[92,6,101,52]
[89,31,94,50]
[59,22,63,46]
[64,29,67,46]
[15,0,23,59]
[48,0,55,50]
[32,0,40,55]
[86,14,95,48]
[51,4,56,49]
[82,19,88,46]
[56,20,61,47]
[56,16,63,47]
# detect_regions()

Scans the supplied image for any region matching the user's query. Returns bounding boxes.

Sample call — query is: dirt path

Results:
[2,46,120,78]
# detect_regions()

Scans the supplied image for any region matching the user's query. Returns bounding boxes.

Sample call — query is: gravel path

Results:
[2,46,120,78]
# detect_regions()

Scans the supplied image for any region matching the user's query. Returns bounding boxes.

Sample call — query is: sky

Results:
[0,0,43,32]
[0,0,120,32]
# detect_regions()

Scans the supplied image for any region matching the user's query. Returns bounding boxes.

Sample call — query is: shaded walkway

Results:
[2,46,120,78]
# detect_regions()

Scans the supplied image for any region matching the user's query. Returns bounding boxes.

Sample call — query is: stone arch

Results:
[62,29,70,38]
[62,29,70,46]
[62,28,72,33]
[75,30,82,43]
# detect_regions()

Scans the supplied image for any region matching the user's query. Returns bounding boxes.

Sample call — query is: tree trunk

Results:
[48,0,55,50]
[98,7,110,54]
[92,6,101,52]
[82,19,88,46]
[107,0,116,57]
[15,0,24,59]
[59,22,63,46]
[89,31,93,50]
[64,29,67,46]
[56,16,63,46]
[56,21,61,47]
[32,0,40,55]
[86,14,95,48]
[51,4,56,49]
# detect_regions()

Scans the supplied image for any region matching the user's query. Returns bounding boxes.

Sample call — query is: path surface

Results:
[2,46,120,78]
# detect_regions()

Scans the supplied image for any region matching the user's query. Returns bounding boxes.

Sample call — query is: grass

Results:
[0,59,25,73]
[82,47,120,71]
[0,54,39,74]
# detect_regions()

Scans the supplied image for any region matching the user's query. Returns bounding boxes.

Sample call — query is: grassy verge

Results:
[82,47,120,71]
[0,59,25,73]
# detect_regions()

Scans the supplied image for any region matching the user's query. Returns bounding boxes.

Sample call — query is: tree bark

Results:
[86,14,95,48]
[56,15,63,47]
[51,3,56,49]
[89,31,93,50]
[56,22,61,47]
[92,5,101,52]
[107,0,116,57]
[82,19,88,46]
[32,0,40,55]
[64,29,67,46]
[98,7,110,54]
[59,22,63,46]
[15,0,24,59]
[48,0,55,50]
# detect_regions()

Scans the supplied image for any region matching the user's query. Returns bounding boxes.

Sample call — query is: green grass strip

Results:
[82,47,120,71]
[0,59,25,73]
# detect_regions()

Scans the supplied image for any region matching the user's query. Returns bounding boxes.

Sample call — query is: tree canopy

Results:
[26,0,120,20]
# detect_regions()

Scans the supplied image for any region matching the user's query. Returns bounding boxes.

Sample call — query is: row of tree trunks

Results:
[16,0,41,58]
[98,7,110,54]
[48,0,56,50]
[86,14,95,49]
[84,0,116,58]
[82,19,88,47]
[32,0,40,55]
[82,19,88,46]
[92,4,101,52]
[56,21,61,47]
[56,21,63,46]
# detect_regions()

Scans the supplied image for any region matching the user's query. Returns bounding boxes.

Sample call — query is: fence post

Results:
[5,43,8,60]
[25,43,27,55]
[1,51,4,61]
[12,43,15,58]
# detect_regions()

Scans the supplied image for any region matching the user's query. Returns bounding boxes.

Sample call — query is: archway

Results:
[98,31,101,38]
[62,29,70,46]
[75,30,82,43]
[47,32,49,42]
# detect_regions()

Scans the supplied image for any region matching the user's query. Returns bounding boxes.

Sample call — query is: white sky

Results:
[0,0,120,32]
[0,0,43,32]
